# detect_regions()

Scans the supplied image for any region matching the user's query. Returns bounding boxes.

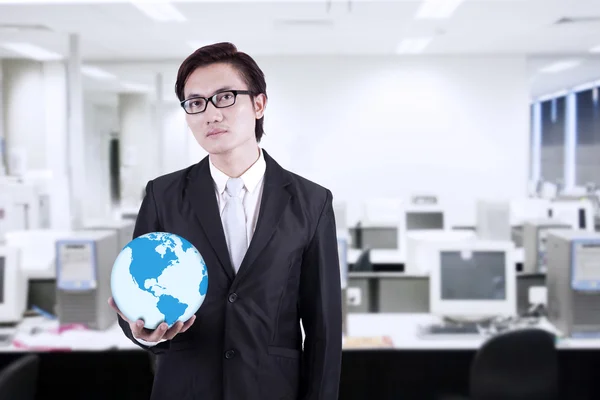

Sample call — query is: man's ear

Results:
[253,94,267,119]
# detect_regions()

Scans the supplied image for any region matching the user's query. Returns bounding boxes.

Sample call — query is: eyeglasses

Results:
[180,89,252,115]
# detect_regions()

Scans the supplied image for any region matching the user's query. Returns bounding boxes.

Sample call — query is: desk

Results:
[345,313,600,350]
[0,316,140,352]
[339,313,600,400]
[1,314,600,399]
[0,316,152,400]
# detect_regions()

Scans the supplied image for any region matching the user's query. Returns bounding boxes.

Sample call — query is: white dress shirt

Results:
[209,147,266,247]
[135,148,266,347]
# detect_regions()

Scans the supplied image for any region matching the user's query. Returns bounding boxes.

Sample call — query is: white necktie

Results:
[223,177,247,273]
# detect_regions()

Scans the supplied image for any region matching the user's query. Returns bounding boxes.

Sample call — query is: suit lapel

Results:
[235,150,291,282]
[185,158,235,282]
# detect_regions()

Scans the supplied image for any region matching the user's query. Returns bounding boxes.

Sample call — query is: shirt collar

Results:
[209,147,266,195]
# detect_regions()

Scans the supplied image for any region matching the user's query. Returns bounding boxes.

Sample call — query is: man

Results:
[109,42,343,400]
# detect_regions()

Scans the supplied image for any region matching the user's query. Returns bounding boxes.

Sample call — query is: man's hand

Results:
[108,297,196,342]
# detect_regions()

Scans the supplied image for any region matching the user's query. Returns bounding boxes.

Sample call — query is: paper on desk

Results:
[12,326,118,351]
[343,336,394,349]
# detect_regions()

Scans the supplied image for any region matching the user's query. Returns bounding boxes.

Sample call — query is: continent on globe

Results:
[111,232,208,329]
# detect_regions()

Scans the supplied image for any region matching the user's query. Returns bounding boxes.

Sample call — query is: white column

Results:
[0,60,6,176]
[155,73,165,175]
[564,91,577,190]
[531,102,542,183]
[65,33,87,230]
[118,92,157,210]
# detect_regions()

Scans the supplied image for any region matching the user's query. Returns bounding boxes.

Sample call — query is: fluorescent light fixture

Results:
[0,42,62,61]
[539,59,582,74]
[416,0,465,19]
[589,44,600,53]
[82,65,117,80]
[131,1,186,22]
[396,37,433,54]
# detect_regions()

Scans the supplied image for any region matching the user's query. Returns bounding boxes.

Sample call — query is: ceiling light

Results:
[589,45,600,53]
[0,42,62,61]
[131,1,186,22]
[82,65,117,80]
[539,59,582,74]
[396,37,433,54]
[415,0,465,19]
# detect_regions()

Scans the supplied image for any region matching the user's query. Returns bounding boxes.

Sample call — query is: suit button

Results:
[224,349,236,359]
[228,293,238,303]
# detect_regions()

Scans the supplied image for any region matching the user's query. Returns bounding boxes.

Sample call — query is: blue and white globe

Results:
[111,232,208,330]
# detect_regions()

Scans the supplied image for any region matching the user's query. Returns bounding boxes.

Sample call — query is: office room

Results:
[0,0,600,399]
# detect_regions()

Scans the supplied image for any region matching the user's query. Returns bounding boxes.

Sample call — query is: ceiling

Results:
[0,0,599,99]
[0,0,599,60]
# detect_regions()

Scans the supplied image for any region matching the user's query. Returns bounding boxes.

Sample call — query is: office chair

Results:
[350,248,372,272]
[0,354,40,400]
[469,328,559,400]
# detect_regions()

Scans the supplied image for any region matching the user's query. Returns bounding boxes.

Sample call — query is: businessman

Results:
[109,42,343,400]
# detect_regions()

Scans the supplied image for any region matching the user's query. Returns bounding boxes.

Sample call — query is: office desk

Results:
[0,317,152,400]
[2,314,600,399]
[0,316,140,352]
[340,313,600,400]
[345,313,600,350]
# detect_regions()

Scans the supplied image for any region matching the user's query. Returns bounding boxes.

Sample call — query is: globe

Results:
[111,232,208,330]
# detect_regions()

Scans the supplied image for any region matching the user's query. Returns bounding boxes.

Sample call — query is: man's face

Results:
[182,63,265,155]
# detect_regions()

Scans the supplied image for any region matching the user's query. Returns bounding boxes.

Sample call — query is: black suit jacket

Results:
[118,149,342,400]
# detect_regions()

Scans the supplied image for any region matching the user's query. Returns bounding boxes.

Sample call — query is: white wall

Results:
[257,55,531,225]
[78,55,531,227]
[161,104,207,173]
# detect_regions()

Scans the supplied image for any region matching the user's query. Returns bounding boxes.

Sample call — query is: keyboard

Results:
[419,322,481,337]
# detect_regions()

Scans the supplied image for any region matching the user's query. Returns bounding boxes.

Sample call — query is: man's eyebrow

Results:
[185,86,234,99]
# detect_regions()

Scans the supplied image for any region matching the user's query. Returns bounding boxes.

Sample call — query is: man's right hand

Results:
[108,297,196,343]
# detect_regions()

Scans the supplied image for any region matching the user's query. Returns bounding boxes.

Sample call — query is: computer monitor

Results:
[405,230,476,275]
[429,240,516,321]
[405,211,444,231]
[548,200,594,232]
[0,245,26,324]
[361,227,398,249]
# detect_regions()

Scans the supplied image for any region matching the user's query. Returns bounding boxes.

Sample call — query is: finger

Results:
[163,321,184,341]
[179,315,196,333]
[145,322,168,342]
[130,319,146,338]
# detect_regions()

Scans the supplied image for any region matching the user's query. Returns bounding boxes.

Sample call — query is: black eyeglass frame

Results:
[180,89,252,114]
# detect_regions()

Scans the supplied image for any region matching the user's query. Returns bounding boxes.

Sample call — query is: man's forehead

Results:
[184,65,245,98]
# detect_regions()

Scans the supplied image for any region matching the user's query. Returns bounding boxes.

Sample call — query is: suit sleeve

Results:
[116,180,171,354]
[298,189,343,400]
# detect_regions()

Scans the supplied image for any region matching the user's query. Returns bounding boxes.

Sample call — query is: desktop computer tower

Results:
[523,219,571,274]
[55,230,118,330]
[546,230,600,337]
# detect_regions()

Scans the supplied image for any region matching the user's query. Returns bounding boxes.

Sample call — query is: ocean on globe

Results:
[111,232,208,330]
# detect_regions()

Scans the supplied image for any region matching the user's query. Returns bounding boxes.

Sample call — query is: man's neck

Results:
[210,141,260,178]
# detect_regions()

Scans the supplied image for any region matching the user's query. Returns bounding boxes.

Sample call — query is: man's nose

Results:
[205,102,223,123]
